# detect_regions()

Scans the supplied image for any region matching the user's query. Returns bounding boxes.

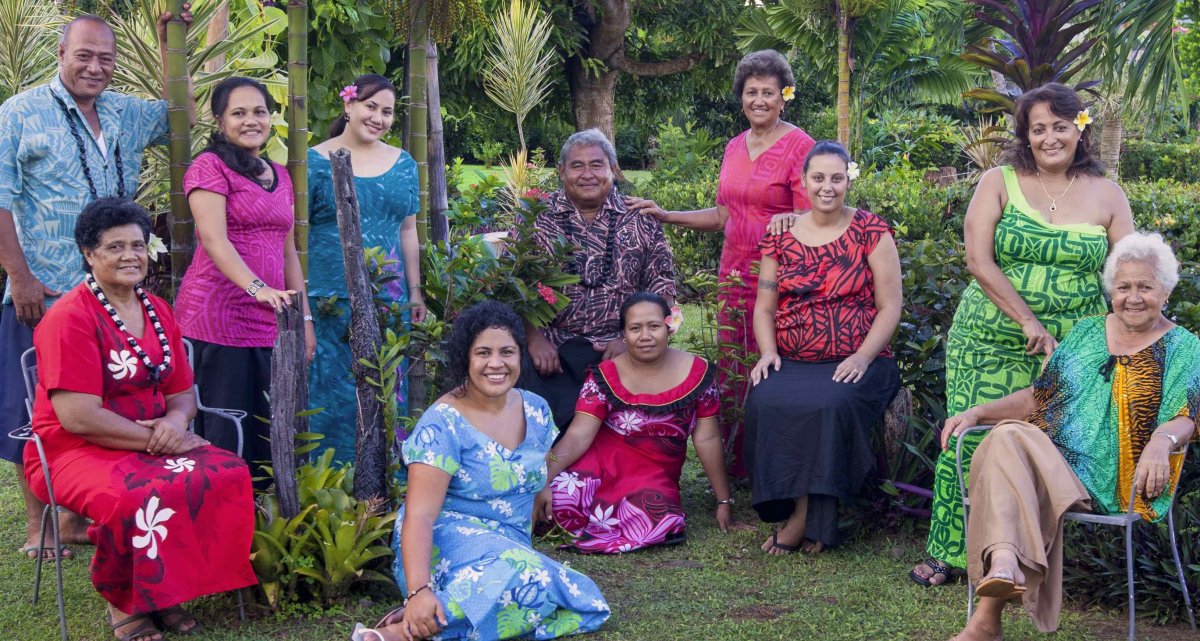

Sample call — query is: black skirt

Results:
[745,357,900,546]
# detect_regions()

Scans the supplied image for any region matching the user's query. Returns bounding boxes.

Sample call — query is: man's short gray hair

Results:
[60,14,114,47]
[1102,231,1180,295]
[558,129,617,169]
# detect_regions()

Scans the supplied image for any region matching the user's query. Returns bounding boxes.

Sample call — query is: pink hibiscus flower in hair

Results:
[339,84,358,103]
[536,282,558,305]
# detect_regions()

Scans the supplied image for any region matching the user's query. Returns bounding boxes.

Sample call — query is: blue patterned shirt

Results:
[0,75,168,304]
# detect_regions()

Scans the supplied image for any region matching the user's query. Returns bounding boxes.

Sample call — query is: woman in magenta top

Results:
[626,49,814,476]
[174,77,313,477]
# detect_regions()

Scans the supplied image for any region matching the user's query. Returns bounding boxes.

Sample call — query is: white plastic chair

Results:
[956,424,1196,641]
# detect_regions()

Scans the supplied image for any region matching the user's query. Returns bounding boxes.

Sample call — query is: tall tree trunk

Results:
[567,61,619,145]
[331,150,388,502]
[269,301,307,518]
[406,0,430,262]
[165,0,192,297]
[288,0,309,279]
[836,15,851,147]
[426,38,449,247]
[1100,110,1122,181]
[204,1,229,74]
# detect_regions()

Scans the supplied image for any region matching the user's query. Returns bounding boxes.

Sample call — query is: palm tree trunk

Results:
[165,0,192,296]
[1100,110,1122,181]
[427,38,449,246]
[288,0,309,278]
[406,0,430,261]
[836,15,851,147]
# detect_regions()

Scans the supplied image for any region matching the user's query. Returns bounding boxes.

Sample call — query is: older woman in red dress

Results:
[625,49,814,476]
[24,198,255,641]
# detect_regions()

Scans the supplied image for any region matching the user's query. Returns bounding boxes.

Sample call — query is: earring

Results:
[343,114,350,121]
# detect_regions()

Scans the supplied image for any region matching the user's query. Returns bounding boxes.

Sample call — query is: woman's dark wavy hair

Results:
[732,49,795,98]
[619,292,671,331]
[204,77,274,183]
[442,301,527,397]
[74,197,152,273]
[328,74,397,138]
[803,140,852,174]
[1002,83,1105,178]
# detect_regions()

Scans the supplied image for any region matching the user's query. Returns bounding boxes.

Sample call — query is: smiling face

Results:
[466,327,522,399]
[559,145,614,212]
[216,86,272,154]
[58,19,116,102]
[741,74,784,129]
[345,89,396,143]
[802,153,850,215]
[84,224,148,291]
[1025,101,1081,171]
[622,301,670,363]
[1110,259,1168,333]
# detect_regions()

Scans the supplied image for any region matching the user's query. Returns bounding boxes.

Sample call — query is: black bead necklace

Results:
[52,94,126,200]
[558,206,618,288]
[85,272,171,383]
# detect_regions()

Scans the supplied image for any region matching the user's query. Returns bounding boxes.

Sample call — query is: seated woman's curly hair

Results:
[442,300,528,396]
[73,197,152,273]
[732,49,795,98]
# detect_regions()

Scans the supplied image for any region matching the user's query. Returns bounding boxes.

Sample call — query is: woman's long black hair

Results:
[203,77,274,183]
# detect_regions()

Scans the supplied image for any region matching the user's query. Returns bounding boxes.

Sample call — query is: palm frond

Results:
[0,0,58,101]
[480,0,556,151]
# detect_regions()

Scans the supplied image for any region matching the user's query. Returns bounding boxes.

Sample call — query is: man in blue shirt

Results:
[0,10,193,571]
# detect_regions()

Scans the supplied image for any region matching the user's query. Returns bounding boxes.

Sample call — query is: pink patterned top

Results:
[175,152,294,348]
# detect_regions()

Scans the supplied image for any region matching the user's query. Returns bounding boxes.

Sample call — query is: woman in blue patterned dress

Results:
[308,74,425,460]
[352,301,610,641]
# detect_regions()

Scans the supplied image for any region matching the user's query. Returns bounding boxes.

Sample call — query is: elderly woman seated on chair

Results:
[23,198,256,641]
[942,231,1199,641]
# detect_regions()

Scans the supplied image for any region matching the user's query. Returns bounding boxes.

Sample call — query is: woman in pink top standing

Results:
[174,77,313,477]
[625,49,814,477]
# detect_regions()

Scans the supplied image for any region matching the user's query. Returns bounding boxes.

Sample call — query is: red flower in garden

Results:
[524,188,549,201]
[536,282,558,306]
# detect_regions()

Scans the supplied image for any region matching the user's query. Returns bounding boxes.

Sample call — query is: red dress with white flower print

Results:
[24,284,257,615]
[550,356,719,553]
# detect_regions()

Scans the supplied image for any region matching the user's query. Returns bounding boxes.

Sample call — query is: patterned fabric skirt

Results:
[745,357,899,547]
[26,444,257,614]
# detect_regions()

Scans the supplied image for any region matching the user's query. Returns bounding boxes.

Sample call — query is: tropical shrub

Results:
[1119,141,1200,183]
[859,109,966,171]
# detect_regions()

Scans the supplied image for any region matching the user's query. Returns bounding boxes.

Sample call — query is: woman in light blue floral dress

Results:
[353,301,609,641]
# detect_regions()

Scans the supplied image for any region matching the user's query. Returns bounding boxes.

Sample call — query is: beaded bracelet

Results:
[405,582,433,604]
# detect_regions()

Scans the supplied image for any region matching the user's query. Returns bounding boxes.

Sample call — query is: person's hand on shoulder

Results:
[766,213,799,235]
[624,196,668,221]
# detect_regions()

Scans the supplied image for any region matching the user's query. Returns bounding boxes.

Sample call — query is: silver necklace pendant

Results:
[1049,201,1057,212]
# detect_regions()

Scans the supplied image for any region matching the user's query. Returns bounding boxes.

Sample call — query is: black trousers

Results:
[520,338,603,432]
[189,339,273,485]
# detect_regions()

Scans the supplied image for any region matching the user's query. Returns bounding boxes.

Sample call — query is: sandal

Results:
[109,614,162,641]
[350,606,405,641]
[976,571,1027,600]
[765,530,799,554]
[150,605,202,636]
[909,556,959,587]
[21,544,72,561]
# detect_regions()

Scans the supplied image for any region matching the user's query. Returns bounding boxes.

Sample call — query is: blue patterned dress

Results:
[393,390,611,640]
[307,148,419,460]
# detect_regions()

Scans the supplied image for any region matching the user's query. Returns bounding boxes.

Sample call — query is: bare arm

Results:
[1104,182,1134,247]
[748,255,781,385]
[545,413,603,480]
[399,463,451,636]
[692,415,744,530]
[623,197,730,232]
[940,387,1038,450]
[854,234,902,362]
[50,388,196,451]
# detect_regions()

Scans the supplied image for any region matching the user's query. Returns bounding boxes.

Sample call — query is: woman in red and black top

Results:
[746,141,902,554]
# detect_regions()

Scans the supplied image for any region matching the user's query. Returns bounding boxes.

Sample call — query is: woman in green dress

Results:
[307,74,426,461]
[911,83,1133,587]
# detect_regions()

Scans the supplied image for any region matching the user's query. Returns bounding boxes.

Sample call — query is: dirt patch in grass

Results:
[729,605,792,621]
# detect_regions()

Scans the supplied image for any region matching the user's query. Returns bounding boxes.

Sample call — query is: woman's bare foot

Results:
[59,511,92,545]
[947,616,1003,641]
[800,539,824,554]
[911,559,957,586]
[760,521,804,554]
[976,548,1026,598]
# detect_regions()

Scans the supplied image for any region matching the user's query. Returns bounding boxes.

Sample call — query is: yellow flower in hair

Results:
[781,85,795,102]
[1073,109,1093,132]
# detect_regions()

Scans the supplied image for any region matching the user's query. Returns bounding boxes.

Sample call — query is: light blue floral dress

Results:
[393,390,611,640]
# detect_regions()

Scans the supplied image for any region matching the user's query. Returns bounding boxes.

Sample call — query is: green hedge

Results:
[1119,140,1200,183]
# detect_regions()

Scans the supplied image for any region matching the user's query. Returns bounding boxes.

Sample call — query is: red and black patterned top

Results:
[759,209,894,362]
[533,187,676,348]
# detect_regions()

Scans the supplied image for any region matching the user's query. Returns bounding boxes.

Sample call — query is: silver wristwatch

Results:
[245,278,266,298]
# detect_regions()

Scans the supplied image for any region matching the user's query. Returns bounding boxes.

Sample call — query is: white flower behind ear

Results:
[147,234,167,262]
[846,161,860,180]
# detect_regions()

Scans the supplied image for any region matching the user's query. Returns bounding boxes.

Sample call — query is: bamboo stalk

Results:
[406,0,430,262]
[288,0,309,279]
[836,17,851,147]
[426,38,449,247]
[165,0,193,297]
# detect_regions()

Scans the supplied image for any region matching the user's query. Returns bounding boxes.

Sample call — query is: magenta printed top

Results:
[174,151,294,348]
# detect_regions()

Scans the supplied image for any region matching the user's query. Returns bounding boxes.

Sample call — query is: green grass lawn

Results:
[2,306,1194,639]
[455,165,653,193]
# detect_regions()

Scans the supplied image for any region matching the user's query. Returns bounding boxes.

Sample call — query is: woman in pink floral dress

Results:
[534,293,747,553]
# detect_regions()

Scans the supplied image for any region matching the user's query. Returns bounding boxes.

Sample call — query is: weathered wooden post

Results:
[269,300,307,518]
[330,149,388,501]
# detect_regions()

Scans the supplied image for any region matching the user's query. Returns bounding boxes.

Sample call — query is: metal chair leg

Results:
[32,504,50,605]
[1167,508,1197,631]
[1125,522,1135,641]
[237,588,246,621]
[49,507,66,641]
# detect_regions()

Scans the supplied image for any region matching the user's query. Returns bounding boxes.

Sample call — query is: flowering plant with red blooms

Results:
[536,282,558,305]
[523,188,549,201]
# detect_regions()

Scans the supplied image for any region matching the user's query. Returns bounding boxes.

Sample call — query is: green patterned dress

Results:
[926,165,1109,569]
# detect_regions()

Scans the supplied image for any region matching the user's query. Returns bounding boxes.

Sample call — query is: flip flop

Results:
[150,605,202,635]
[350,606,405,641]
[975,571,1027,600]
[21,544,72,561]
[910,556,959,587]
[766,530,799,554]
[109,614,162,641]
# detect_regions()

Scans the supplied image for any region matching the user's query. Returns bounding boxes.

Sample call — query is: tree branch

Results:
[609,50,705,76]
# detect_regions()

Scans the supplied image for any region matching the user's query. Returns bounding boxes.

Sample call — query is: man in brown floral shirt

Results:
[525,129,676,429]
